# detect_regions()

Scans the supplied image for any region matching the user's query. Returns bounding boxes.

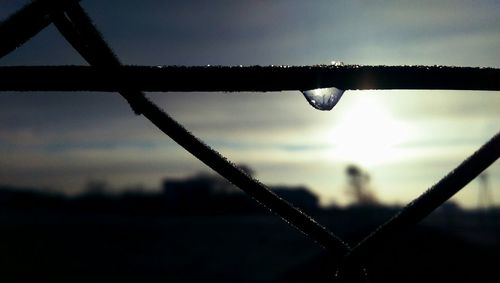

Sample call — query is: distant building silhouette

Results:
[0,164,320,215]
[272,186,319,211]
[163,173,235,200]
[162,168,319,213]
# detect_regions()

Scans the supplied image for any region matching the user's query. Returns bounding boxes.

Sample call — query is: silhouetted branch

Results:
[0,65,499,92]
[344,131,500,263]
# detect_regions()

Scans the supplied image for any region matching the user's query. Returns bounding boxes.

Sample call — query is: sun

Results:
[323,91,413,166]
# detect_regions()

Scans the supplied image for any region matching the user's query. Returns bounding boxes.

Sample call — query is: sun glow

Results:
[323,91,414,166]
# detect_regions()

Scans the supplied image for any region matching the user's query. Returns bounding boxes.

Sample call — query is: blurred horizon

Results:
[0,0,499,208]
[3,172,499,283]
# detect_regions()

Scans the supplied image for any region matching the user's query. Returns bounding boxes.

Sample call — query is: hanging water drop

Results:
[301,87,345,111]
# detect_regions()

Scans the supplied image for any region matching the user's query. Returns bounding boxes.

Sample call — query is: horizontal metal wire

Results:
[48,1,353,257]
[2,1,499,282]
[0,65,499,92]
[49,3,143,114]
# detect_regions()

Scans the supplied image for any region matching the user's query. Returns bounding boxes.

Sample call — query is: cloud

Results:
[374,90,500,121]
[1,0,498,207]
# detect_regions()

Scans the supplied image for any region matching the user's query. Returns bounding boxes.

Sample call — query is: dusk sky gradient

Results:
[0,0,499,207]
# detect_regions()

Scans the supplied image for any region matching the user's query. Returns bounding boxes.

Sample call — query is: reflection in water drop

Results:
[301,87,345,111]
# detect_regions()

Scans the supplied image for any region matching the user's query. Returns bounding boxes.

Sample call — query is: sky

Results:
[0,0,499,207]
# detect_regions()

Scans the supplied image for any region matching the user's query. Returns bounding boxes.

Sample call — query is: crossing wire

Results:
[1,0,499,282]
[48,0,353,257]
[0,0,81,58]
[341,132,500,265]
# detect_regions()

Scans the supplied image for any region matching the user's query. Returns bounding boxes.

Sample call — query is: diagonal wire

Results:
[0,0,82,59]
[47,0,352,256]
[49,7,143,114]
[2,2,498,281]
[0,65,498,92]
[343,131,500,264]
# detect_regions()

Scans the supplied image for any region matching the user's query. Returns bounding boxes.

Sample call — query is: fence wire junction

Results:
[1,1,499,282]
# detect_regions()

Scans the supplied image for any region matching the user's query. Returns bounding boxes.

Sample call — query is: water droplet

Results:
[301,87,345,111]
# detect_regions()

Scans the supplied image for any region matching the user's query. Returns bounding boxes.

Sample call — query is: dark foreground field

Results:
[1,207,499,283]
